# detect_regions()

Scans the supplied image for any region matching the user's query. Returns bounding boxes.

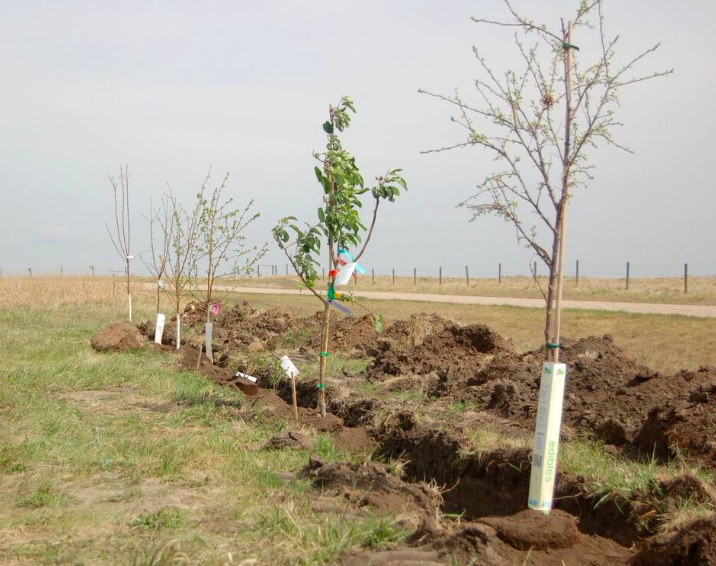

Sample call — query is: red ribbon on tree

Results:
[329,269,339,277]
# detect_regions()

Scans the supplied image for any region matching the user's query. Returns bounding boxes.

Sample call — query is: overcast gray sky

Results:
[1,0,714,279]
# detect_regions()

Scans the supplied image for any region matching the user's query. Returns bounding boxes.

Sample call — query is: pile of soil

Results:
[632,516,716,566]
[301,313,383,357]
[634,366,716,465]
[302,459,440,521]
[467,335,711,446]
[384,313,451,348]
[91,322,144,352]
[366,322,513,383]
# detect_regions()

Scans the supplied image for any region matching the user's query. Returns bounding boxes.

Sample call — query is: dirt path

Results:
[207,286,716,318]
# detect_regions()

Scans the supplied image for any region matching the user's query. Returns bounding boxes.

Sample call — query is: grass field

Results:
[228,274,716,306]
[1,278,715,564]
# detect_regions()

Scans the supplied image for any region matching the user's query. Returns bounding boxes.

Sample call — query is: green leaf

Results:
[323,121,334,134]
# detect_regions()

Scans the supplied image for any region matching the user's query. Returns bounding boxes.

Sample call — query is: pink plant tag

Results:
[210,303,222,316]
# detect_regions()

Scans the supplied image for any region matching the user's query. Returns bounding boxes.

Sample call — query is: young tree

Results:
[193,171,267,364]
[273,97,407,417]
[421,0,670,360]
[141,197,170,315]
[106,165,133,321]
[421,0,670,514]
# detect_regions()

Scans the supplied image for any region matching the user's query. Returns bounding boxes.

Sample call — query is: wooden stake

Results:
[413,268,416,285]
[684,263,688,294]
[439,267,442,285]
[575,260,579,286]
[498,263,502,284]
[626,261,630,290]
[392,268,395,285]
[465,265,470,286]
[550,21,575,366]
[291,376,299,421]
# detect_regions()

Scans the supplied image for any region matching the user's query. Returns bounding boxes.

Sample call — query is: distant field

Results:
[227,274,716,306]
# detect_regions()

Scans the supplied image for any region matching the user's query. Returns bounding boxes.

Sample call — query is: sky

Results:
[0,0,714,279]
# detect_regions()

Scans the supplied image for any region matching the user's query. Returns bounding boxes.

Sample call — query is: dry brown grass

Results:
[230,274,716,306]
[0,276,155,310]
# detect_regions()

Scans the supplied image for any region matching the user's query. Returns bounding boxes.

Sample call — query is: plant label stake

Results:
[280,355,300,420]
[235,371,258,383]
[210,302,222,316]
[528,362,567,514]
[154,313,166,344]
[205,322,213,363]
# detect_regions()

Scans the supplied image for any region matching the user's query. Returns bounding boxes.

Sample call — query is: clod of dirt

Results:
[480,509,579,550]
[263,430,315,451]
[305,460,440,520]
[91,322,144,352]
[631,516,716,566]
[634,367,716,465]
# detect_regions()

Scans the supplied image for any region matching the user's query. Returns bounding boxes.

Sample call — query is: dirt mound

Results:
[91,322,144,352]
[385,313,451,348]
[468,336,712,445]
[634,367,716,465]
[367,323,513,383]
[632,516,716,566]
[303,459,440,520]
[343,512,631,566]
[305,314,382,357]
[182,301,209,325]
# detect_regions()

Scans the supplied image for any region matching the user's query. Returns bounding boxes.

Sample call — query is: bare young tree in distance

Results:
[106,165,133,321]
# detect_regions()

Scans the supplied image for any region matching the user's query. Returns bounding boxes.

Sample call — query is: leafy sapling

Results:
[273,96,407,417]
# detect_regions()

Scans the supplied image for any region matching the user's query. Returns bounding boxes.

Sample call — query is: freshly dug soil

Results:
[91,322,144,352]
[308,314,384,357]
[631,516,716,566]
[469,336,714,447]
[634,366,716,465]
[366,322,514,382]
[304,460,440,520]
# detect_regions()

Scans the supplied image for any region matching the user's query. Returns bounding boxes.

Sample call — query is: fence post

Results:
[413,268,416,285]
[684,263,688,294]
[257,266,261,278]
[392,268,395,285]
[90,265,95,277]
[576,260,579,286]
[498,263,502,284]
[372,268,375,285]
[60,266,63,277]
[28,267,32,278]
[626,261,630,290]
[322,268,325,281]
[465,265,470,286]
[533,261,537,280]
[439,267,442,285]
[286,264,289,275]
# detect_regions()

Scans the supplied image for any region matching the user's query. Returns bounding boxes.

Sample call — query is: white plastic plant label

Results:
[528,362,567,514]
[154,313,166,344]
[280,355,299,380]
[205,322,213,363]
[235,371,257,383]
[334,262,356,286]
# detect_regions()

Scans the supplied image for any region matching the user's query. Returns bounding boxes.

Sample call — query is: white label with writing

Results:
[280,355,300,380]
[154,313,165,344]
[334,262,356,286]
[528,362,567,514]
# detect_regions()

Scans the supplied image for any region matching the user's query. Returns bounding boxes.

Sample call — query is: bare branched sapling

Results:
[106,165,133,321]
[193,171,267,364]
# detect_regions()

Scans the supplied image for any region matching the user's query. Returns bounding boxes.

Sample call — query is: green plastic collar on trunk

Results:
[320,352,331,357]
[546,342,562,349]
[562,42,580,51]
[317,383,326,388]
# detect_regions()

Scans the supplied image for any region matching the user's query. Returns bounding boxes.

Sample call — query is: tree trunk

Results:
[317,302,331,418]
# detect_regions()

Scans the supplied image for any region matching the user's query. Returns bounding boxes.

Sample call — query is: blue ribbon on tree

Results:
[338,249,366,275]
